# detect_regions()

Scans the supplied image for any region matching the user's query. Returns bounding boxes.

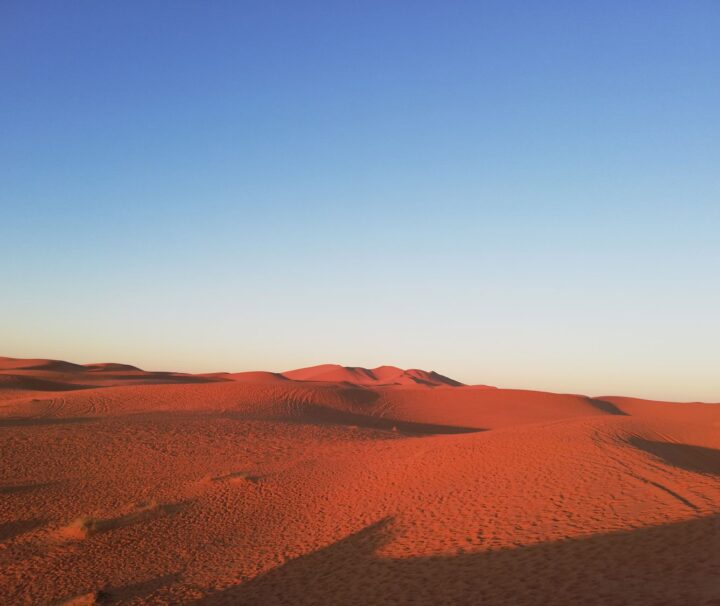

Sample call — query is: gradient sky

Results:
[2,1,719,401]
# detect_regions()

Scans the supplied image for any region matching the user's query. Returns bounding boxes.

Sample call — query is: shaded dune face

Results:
[0,356,226,394]
[0,357,88,372]
[1,357,719,605]
[199,513,720,606]
[280,363,464,387]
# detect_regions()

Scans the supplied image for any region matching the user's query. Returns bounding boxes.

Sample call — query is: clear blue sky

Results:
[2,1,719,400]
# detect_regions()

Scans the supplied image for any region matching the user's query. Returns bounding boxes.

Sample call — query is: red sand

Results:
[1,357,719,605]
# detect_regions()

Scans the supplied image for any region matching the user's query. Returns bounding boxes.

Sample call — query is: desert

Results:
[1,356,718,605]
[5,2,720,604]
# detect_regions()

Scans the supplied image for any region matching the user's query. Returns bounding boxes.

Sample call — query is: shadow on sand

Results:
[0,518,47,542]
[628,437,720,477]
[196,513,720,605]
[586,397,628,416]
[0,416,94,427]
[232,403,485,436]
[0,481,59,495]
[300,404,485,435]
[93,573,182,604]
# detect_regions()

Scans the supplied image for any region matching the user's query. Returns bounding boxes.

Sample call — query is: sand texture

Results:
[1,357,719,605]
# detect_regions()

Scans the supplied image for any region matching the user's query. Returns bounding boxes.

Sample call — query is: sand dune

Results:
[84,363,143,372]
[0,357,87,373]
[1,356,719,605]
[281,363,463,387]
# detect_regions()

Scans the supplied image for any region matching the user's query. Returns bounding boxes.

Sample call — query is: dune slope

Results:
[1,357,719,605]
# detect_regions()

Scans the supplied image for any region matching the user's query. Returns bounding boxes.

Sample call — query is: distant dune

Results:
[83,362,143,372]
[280,363,464,387]
[0,356,88,373]
[1,356,719,605]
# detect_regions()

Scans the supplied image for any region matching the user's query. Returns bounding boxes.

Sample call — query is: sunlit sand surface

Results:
[1,357,719,605]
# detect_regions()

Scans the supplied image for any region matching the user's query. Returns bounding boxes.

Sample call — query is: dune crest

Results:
[1,355,719,605]
[280,363,464,387]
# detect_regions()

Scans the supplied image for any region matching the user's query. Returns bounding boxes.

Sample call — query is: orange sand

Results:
[0,356,718,605]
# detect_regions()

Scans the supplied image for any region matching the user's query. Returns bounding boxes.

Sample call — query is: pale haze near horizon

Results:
[2,2,719,402]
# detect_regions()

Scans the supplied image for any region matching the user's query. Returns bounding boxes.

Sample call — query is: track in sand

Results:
[1,357,719,605]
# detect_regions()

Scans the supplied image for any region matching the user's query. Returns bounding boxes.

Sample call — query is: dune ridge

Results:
[1,355,719,605]
[280,363,464,387]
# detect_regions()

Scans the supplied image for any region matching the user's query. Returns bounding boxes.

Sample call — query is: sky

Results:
[1,1,719,401]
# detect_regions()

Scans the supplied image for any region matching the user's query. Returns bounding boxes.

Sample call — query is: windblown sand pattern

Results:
[1,357,718,605]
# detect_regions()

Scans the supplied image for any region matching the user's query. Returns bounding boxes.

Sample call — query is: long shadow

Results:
[0,481,58,495]
[196,514,720,605]
[301,405,485,435]
[0,416,94,427]
[629,437,720,477]
[586,397,628,416]
[59,501,192,540]
[0,376,96,391]
[234,404,484,436]
[0,519,47,542]
[95,573,182,604]
[84,373,228,385]
[0,372,226,394]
